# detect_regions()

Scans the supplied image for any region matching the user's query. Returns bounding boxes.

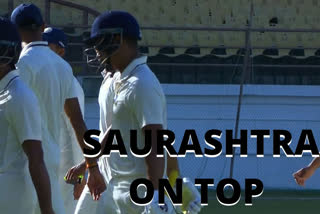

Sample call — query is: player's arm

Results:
[63,70,98,163]
[130,81,166,188]
[143,124,165,189]
[7,90,54,214]
[64,98,88,155]
[293,157,320,186]
[65,126,112,200]
[309,157,320,169]
[65,126,112,184]
[144,124,175,213]
[23,140,55,214]
[64,98,106,200]
[131,79,175,212]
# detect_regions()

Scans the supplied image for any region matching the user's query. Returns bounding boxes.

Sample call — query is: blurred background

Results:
[2,0,320,213]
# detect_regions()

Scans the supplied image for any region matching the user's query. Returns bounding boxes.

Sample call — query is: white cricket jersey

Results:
[107,55,167,179]
[16,41,76,172]
[99,71,120,135]
[97,70,120,183]
[0,70,41,213]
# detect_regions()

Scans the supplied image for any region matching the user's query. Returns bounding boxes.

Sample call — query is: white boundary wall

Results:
[84,84,320,189]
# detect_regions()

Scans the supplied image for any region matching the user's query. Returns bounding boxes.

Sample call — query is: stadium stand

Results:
[2,0,320,86]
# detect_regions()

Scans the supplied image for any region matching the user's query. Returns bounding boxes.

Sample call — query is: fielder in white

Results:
[11,3,106,214]
[0,18,54,214]
[43,27,86,214]
[66,10,201,214]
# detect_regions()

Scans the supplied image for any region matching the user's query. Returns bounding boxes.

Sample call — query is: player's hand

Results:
[175,177,201,214]
[146,190,174,214]
[65,161,86,184]
[87,166,106,201]
[293,166,315,186]
[74,175,86,200]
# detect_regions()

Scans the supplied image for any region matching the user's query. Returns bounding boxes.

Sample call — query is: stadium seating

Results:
[148,54,173,83]
[2,0,320,84]
[4,0,319,54]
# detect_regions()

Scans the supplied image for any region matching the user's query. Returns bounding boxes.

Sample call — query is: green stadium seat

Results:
[193,0,212,26]
[304,50,315,57]
[263,48,279,56]
[196,54,228,84]
[174,48,187,55]
[252,55,275,84]
[148,54,173,83]
[11,0,319,80]
[274,56,301,85]
[159,47,175,55]
[211,47,227,55]
[148,47,161,56]
[302,56,320,85]
[185,47,201,55]
[171,54,198,84]
[225,55,244,84]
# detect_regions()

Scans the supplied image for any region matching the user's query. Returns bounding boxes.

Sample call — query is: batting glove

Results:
[146,190,174,214]
[175,177,201,214]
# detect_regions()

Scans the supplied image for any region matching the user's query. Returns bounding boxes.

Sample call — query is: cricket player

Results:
[66,11,201,214]
[11,3,106,213]
[67,70,120,214]
[43,27,86,214]
[293,157,320,186]
[0,17,54,214]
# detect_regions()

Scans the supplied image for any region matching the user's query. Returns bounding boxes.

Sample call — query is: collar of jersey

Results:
[0,70,19,91]
[119,55,147,81]
[22,41,49,54]
[101,69,113,79]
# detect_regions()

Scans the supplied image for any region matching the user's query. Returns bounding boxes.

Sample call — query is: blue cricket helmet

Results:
[0,17,21,65]
[84,10,142,46]
[11,3,44,30]
[43,27,68,48]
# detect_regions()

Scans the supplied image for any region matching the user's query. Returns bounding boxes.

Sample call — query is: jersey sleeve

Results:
[16,57,34,88]
[65,78,78,100]
[60,62,78,101]
[72,78,85,117]
[6,87,42,144]
[130,80,165,129]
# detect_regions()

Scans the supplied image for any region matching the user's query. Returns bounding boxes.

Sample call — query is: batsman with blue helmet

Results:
[66,10,201,214]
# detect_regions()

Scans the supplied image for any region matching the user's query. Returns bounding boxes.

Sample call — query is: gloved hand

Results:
[146,190,174,214]
[175,178,201,214]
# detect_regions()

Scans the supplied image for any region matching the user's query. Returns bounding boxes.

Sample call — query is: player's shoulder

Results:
[17,49,33,67]
[133,64,161,90]
[48,49,72,71]
[7,74,38,108]
[18,45,67,70]
[126,65,164,100]
[49,52,74,81]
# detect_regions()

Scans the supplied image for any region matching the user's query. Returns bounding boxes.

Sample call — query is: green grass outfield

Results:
[200,190,320,214]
